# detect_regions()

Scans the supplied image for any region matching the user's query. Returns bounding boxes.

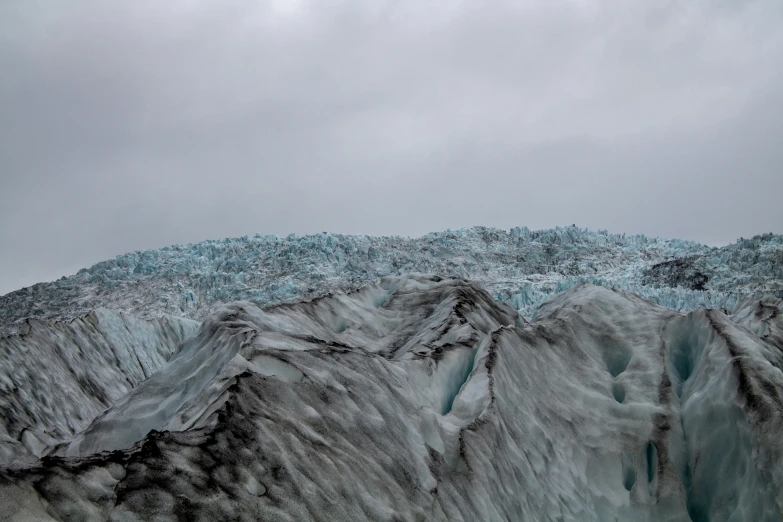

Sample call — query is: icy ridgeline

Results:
[0,310,199,467]
[1,226,781,334]
[2,276,782,521]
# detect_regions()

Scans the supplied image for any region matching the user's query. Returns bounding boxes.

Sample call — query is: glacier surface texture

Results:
[1,226,781,335]
[0,227,781,521]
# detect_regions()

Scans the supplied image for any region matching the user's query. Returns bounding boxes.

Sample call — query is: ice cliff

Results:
[1,276,783,521]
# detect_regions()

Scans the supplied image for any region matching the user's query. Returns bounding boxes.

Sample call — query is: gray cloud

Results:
[1,0,782,295]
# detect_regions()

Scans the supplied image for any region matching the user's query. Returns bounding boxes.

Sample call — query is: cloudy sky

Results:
[1,0,782,295]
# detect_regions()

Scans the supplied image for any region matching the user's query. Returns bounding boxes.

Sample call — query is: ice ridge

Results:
[2,276,782,521]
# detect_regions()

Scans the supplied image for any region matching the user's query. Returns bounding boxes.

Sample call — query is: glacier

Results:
[0,227,782,521]
[0,276,781,521]
[1,226,781,336]
[0,310,199,467]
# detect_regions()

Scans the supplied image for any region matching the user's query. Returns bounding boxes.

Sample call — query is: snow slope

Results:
[2,276,782,521]
[1,227,781,335]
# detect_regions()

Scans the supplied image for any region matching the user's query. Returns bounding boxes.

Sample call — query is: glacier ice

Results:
[1,227,781,335]
[0,310,198,467]
[1,276,782,521]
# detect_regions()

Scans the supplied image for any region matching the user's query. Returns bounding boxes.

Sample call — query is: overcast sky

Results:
[1,0,782,295]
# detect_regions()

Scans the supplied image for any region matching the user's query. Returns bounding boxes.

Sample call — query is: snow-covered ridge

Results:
[2,276,782,521]
[1,226,781,335]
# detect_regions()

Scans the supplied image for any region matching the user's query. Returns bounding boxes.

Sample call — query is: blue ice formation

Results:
[1,226,780,335]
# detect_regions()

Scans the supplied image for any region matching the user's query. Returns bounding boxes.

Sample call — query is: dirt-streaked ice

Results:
[0,310,198,467]
[2,276,781,521]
